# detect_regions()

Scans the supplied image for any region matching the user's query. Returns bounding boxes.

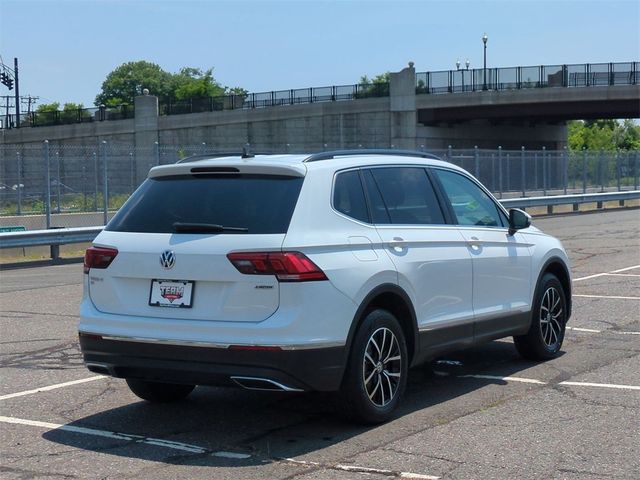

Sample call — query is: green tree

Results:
[568,119,640,151]
[95,61,174,106]
[60,102,89,123]
[36,102,60,112]
[356,72,390,98]
[172,67,225,100]
[95,61,246,106]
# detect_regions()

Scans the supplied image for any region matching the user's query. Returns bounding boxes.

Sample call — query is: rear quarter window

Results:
[106,174,304,234]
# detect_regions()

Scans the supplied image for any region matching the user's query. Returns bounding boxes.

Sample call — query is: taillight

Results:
[84,246,118,274]
[227,251,327,282]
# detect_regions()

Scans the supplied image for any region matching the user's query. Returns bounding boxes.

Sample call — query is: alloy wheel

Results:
[362,327,402,407]
[539,286,564,348]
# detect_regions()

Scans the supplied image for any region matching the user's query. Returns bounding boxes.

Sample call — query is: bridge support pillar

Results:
[390,63,417,149]
[134,93,160,183]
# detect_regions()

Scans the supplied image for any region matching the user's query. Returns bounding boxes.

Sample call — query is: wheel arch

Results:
[345,284,419,368]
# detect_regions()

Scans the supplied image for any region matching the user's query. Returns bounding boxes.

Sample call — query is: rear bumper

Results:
[79,334,347,392]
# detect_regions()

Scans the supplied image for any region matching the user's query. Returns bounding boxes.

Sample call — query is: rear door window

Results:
[367,167,446,225]
[333,170,369,223]
[106,174,304,234]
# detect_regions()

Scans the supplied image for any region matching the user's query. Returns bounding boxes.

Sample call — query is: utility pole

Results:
[4,95,10,128]
[14,58,20,127]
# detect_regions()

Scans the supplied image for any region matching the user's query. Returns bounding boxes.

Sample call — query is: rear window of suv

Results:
[106,174,304,234]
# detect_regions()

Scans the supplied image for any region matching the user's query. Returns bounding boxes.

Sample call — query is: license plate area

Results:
[149,279,194,308]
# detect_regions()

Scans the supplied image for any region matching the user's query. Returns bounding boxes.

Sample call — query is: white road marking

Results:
[457,376,640,392]
[567,326,640,335]
[574,294,640,300]
[335,464,439,479]
[0,415,206,454]
[0,376,106,401]
[573,264,640,282]
[558,381,640,391]
[458,374,546,385]
[610,265,640,273]
[572,272,608,282]
[280,458,439,479]
[567,326,602,333]
[604,273,640,277]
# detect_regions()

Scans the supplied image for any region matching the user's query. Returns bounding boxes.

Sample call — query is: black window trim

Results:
[428,166,509,229]
[333,165,452,227]
[331,167,374,225]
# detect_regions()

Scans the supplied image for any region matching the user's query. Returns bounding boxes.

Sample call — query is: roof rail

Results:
[303,149,441,163]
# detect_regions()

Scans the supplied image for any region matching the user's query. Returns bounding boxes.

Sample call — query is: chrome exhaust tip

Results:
[230,376,303,392]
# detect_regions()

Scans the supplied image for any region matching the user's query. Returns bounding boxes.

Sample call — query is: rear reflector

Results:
[227,251,327,282]
[84,246,118,274]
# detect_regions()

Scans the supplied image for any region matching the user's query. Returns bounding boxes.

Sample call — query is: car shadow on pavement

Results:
[42,340,551,467]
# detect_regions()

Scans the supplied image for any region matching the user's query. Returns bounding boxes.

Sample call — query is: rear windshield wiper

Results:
[172,222,248,233]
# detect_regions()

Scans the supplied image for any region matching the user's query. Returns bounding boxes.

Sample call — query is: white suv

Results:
[79,150,571,423]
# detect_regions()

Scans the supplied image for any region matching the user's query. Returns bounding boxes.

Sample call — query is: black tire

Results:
[340,309,408,424]
[514,273,567,360]
[126,379,195,403]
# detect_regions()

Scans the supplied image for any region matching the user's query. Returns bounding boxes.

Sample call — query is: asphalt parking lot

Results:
[1,209,638,480]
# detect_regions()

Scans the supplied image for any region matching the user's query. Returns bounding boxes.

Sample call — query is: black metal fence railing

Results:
[160,83,390,115]
[416,61,639,94]
[1,105,134,129]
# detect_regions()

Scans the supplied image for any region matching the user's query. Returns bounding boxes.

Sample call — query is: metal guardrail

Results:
[0,227,102,260]
[500,190,640,213]
[1,191,638,261]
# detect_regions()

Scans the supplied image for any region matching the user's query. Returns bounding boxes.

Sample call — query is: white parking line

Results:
[566,326,602,333]
[573,264,640,282]
[457,375,640,392]
[574,294,640,300]
[610,265,640,273]
[0,414,438,478]
[458,374,546,385]
[567,326,640,335]
[0,415,207,454]
[558,381,640,391]
[280,457,440,479]
[0,376,106,401]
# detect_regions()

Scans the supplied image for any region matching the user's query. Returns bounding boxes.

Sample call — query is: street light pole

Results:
[482,33,488,91]
[465,59,470,92]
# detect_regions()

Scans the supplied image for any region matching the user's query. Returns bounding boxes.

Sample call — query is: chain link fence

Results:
[1,142,638,230]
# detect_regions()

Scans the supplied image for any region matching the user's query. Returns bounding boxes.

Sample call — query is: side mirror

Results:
[508,208,531,235]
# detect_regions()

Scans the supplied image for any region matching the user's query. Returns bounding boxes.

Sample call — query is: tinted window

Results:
[434,169,504,227]
[106,174,303,234]
[369,167,445,225]
[333,170,369,223]
[363,170,391,224]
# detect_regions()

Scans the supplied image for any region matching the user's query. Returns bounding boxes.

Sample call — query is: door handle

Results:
[467,236,482,248]
[388,237,406,251]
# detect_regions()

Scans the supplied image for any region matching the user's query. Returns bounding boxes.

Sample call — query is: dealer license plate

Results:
[149,280,194,308]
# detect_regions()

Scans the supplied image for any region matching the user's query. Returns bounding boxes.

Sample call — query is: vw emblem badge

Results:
[160,250,176,270]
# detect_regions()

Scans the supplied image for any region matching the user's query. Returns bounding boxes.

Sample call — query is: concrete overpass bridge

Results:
[2,62,638,153]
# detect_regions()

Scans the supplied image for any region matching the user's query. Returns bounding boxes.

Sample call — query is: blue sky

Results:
[1,0,638,107]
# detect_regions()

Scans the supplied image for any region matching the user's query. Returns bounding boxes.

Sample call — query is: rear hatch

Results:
[87,165,304,322]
